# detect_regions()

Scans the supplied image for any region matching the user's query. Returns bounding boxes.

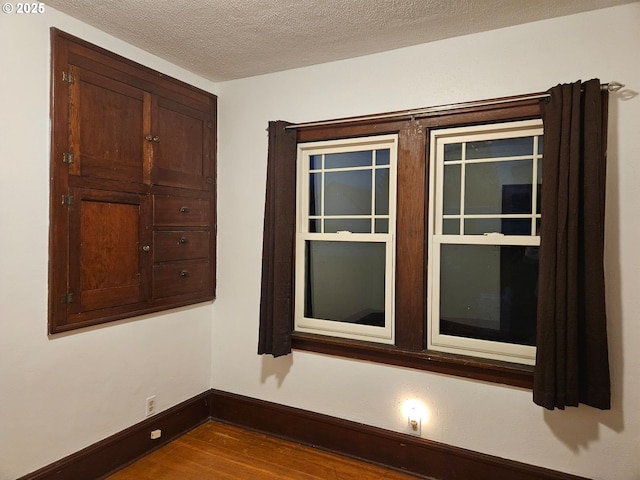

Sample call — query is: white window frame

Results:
[427,120,543,365]
[295,135,398,344]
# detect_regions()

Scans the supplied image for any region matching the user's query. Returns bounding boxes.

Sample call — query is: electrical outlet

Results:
[150,429,162,440]
[146,396,156,417]
[407,406,422,436]
[408,415,421,436]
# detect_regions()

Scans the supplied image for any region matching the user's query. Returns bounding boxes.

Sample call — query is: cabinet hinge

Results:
[62,152,74,164]
[61,292,74,304]
[62,71,74,83]
[61,195,74,206]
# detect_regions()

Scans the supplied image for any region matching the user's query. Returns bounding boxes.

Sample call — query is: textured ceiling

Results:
[46,0,636,82]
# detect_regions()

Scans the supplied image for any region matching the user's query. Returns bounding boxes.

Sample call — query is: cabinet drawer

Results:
[154,195,210,227]
[154,231,210,262]
[153,261,212,298]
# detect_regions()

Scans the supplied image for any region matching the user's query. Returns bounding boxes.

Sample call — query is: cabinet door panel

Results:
[152,96,212,190]
[68,189,152,318]
[69,66,146,184]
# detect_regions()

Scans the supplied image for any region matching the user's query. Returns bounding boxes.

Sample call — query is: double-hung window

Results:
[295,135,398,344]
[427,120,543,365]
[263,84,610,404]
[285,95,546,387]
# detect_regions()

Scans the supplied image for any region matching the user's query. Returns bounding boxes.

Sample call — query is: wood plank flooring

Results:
[106,421,419,479]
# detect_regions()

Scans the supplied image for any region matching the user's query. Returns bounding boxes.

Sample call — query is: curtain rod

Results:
[285,81,624,130]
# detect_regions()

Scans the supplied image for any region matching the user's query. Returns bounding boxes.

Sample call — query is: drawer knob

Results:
[179,206,190,213]
[145,134,160,143]
[179,270,190,278]
[179,236,189,244]
[142,245,151,252]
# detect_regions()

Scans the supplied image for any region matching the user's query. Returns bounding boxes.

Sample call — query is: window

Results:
[294,120,543,367]
[427,120,543,365]
[262,83,611,402]
[295,136,398,343]
[285,96,544,387]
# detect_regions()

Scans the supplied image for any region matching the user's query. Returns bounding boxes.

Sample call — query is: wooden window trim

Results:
[293,332,533,388]
[293,96,542,388]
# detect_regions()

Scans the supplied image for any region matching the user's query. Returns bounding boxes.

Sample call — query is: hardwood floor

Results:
[106,421,420,479]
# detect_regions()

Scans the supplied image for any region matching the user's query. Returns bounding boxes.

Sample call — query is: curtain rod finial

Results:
[606,81,625,92]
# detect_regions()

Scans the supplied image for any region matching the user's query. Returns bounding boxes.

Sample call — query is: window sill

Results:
[292,332,533,389]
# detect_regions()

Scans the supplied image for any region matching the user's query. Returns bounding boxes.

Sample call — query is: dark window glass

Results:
[537,160,542,214]
[444,143,462,162]
[324,219,371,233]
[443,164,461,215]
[442,218,460,234]
[309,172,321,216]
[464,218,532,235]
[310,154,322,170]
[309,219,321,233]
[324,170,372,215]
[375,218,389,233]
[325,151,372,169]
[465,160,533,214]
[305,241,385,327]
[466,137,533,159]
[375,168,390,215]
[439,244,538,346]
[376,148,390,165]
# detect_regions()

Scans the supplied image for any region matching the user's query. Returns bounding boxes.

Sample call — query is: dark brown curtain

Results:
[258,121,297,357]
[534,79,611,410]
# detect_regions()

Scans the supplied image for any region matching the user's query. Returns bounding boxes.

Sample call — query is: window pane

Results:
[466,137,534,159]
[309,172,322,216]
[439,244,538,346]
[443,164,461,215]
[442,218,460,234]
[305,241,385,327]
[464,218,501,235]
[537,160,542,214]
[310,154,322,170]
[465,218,532,235]
[465,160,533,214]
[502,183,535,214]
[325,170,372,215]
[309,219,321,233]
[444,143,462,162]
[375,218,388,233]
[325,219,371,233]
[325,150,372,169]
[376,149,390,165]
[375,168,390,215]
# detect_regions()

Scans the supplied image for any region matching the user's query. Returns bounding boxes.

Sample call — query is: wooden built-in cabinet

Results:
[49,29,216,333]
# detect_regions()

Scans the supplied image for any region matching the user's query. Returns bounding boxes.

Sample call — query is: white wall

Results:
[0,9,217,480]
[213,4,640,480]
